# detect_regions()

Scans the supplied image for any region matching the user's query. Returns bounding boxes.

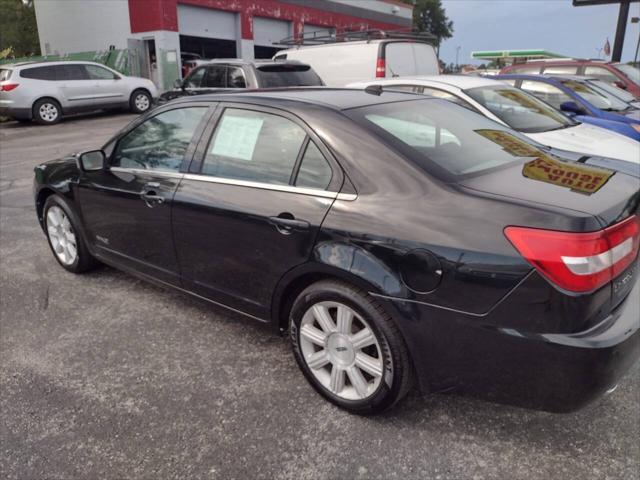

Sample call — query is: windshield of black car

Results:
[616,64,640,84]
[0,69,11,82]
[561,79,629,111]
[346,98,558,178]
[464,85,574,133]
[255,64,323,87]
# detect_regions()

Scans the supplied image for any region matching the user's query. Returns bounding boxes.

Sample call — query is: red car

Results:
[500,60,640,98]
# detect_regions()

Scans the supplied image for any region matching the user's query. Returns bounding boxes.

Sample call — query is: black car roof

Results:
[171,87,425,111]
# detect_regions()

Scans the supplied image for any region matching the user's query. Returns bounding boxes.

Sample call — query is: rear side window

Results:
[542,65,578,75]
[85,64,118,80]
[112,107,208,172]
[227,67,247,88]
[202,108,307,185]
[255,64,323,87]
[0,69,11,81]
[61,64,89,80]
[20,66,57,80]
[295,141,333,190]
[346,98,551,178]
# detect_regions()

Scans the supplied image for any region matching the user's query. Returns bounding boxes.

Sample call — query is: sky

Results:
[438,0,640,65]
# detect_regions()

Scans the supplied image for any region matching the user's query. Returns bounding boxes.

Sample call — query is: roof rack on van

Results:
[276,28,436,46]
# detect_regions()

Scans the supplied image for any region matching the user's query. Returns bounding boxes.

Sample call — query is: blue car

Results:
[494,74,640,141]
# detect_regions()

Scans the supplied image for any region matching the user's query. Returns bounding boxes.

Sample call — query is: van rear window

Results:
[0,69,11,82]
[255,64,323,87]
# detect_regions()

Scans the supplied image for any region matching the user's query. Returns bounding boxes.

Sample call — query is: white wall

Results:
[328,0,412,21]
[253,17,292,47]
[177,4,237,40]
[34,0,132,55]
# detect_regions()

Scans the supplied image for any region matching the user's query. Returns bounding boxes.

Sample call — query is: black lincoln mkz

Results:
[34,89,640,414]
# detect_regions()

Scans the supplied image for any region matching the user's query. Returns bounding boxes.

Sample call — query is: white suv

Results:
[0,61,158,125]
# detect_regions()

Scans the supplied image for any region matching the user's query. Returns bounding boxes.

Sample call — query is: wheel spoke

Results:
[336,305,353,334]
[300,324,327,346]
[329,366,345,394]
[313,304,336,333]
[47,225,58,237]
[47,210,59,227]
[307,350,330,370]
[350,327,376,350]
[355,352,383,378]
[347,365,369,398]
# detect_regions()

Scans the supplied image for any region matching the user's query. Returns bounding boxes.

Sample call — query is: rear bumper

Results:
[381,278,640,413]
[0,106,31,120]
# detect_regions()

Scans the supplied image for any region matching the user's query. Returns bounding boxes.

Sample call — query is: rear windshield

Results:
[255,64,323,87]
[465,85,574,133]
[345,98,556,179]
[0,69,12,82]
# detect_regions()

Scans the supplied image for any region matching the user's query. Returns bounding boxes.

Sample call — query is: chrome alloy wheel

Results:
[39,102,59,122]
[299,301,390,400]
[134,93,150,111]
[46,206,78,265]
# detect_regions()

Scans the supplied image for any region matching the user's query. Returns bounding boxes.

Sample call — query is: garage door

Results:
[177,5,237,40]
[303,24,335,40]
[254,17,291,47]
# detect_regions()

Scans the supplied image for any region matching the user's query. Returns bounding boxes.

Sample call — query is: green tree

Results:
[0,0,40,58]
[403,0,453,56]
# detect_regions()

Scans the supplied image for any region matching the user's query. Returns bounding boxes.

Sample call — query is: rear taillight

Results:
[376,58,385,78]
[1,83,19,92]
[505,215,639,293]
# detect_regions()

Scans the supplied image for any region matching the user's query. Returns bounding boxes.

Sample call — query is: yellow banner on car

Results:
[475,129,614,195]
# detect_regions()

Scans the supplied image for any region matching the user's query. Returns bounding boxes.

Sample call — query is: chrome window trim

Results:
[182,173,357,201]
[110,167,184,179]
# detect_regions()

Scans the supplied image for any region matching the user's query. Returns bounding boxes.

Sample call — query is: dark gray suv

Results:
[157,59,323,105]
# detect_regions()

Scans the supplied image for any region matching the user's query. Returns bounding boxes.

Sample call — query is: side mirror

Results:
[614,81,628,90]
[78,150,106,171]
[173,78,184,90]
[560,101,585,116]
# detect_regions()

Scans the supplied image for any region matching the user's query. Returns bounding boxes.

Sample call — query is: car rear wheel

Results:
[33,98,61,125]
[130,89,151,114]
[290,280,413,414]
[43,195,98,273]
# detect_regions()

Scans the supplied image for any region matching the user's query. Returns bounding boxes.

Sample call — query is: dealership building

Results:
[33,0,412,89]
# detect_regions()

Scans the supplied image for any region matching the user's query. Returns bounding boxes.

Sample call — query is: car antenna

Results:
[364,84,383,96]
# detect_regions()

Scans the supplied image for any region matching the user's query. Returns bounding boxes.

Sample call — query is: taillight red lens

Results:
[1,83,19,92]
[505,215,639,293]
[375,58,385,78]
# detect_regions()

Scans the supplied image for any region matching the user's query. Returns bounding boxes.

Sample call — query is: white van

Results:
[273,39,439,87]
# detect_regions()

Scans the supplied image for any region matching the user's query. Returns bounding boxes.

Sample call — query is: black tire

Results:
[33,98,62,125]
[290,280,413,414]
[129,89,152,114]
[43,195,98,273]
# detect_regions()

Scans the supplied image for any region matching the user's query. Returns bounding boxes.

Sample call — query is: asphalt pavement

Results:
[0,112,638,480]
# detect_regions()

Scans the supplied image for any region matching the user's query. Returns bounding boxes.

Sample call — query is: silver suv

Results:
[0,61,158,125]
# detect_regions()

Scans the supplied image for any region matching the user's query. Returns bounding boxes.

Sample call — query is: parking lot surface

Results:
[1,113,639,480]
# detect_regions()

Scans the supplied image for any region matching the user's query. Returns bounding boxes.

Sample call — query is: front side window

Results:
[227,67,247,88]
[561,79,629,111]
[465,86,572,133]
[346,98,556,178]
[295,141,333,190]
[202,108,307,185]
[62,64,90,80]
[185,67,206,88]
[519,80,575,110]
[85,64,118,80]
[203,66,226,88]
[112,107,207,171]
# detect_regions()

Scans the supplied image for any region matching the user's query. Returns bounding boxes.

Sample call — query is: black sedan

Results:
[33,89,640,414]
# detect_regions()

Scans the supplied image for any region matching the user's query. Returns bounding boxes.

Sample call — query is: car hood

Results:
[459,154,640,228]
[526,123,640,164]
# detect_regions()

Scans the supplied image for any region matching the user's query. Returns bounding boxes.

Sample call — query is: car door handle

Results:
[269,215,310,234]
[140,184,165,207]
